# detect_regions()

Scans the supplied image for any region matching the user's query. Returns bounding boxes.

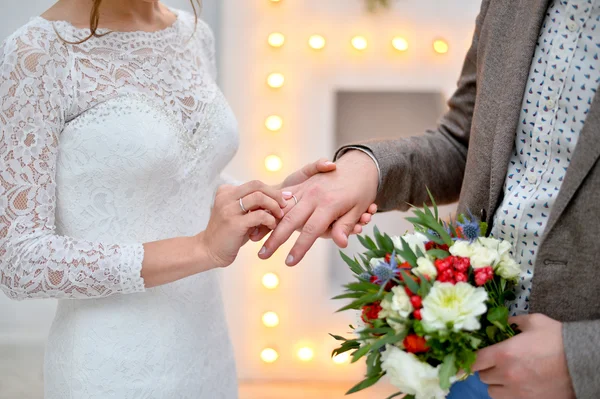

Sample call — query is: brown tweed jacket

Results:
[337,1,600,397]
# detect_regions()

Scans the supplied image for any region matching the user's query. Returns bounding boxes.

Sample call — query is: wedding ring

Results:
[292,195,298,205]
[239,198,249,213]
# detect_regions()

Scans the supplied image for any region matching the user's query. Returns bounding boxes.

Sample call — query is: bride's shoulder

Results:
[174,9,216,46]
[1,18,70,67]
[1,18,72,89]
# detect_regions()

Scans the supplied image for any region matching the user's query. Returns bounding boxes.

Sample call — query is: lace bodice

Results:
[0,10,238,301]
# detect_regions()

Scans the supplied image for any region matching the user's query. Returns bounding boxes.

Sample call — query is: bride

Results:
[0,0,376,397]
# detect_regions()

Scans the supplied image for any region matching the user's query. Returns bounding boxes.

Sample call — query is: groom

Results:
[261,0,600,398]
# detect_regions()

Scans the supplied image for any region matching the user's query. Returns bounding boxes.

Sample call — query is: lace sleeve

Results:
[0,27,145,300]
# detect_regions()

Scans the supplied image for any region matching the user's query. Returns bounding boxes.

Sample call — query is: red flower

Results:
[455,272,468,283]
[453,257,471,273]
[413,309,423,320]
[474,266,494,286]
[404,286,414,296]
[361,302,383,326]
[385,253,392,263]
[410,295,422,309]
[403,334,429,353]
[456,226,465,239]
[425,241,436,251]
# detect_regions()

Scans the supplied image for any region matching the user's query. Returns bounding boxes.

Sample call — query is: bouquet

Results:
[331,192,521,399]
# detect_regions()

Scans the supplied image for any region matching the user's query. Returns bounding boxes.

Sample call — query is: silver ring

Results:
[292,195,298,205]
[239,198,249,213]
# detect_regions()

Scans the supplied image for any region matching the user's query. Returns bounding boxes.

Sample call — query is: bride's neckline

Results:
[33,7,182,38]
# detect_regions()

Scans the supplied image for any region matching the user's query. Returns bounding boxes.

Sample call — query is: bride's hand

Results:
[197,181,289,268]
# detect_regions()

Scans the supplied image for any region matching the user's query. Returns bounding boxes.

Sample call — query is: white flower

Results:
[381,345,451,399]
[469,244,501,269]
[495,253,521,280]
[421,282,488,332]
[392,232,428,256]
[380,286,413,333]
[449,240,475,258]
[414,256,437,279]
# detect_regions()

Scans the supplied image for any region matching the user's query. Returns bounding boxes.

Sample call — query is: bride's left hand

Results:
[249,159,377,242]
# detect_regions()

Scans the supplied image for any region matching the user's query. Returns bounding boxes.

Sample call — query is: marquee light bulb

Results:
[308,35,326,50]
[268,32,286,48]
[265,115,283,132]
[261,348,279,363]
[351,36,368,51]
[332,352,350,364]
[297,347,314,362]
[267,73,285,88]
[433,39,449,54]
[262,311,280,327]
[264,155,283,172]
[262,273,280,289]
[392,36,409,52]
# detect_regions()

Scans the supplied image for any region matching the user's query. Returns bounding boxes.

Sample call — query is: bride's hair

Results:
[59,0,203,44]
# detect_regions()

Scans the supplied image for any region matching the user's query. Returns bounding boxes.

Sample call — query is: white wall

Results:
[220,0,482,382]
[0,0,222,344]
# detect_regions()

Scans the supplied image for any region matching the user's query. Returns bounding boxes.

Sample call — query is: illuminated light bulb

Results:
[351,36,368,51]
[267,73,285,88]
[268,32,286,48]
[264,155,283,172]
[392,36,409,52]
[297,347,314,362]
[265,115,283,132]
[262,273,280,289]
[261,348,279,363]
[433,39,449,54]
[262,311,280,327]
[332,352,350,364]
[308,35,326,50]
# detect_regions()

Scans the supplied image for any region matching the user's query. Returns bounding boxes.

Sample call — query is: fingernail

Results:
[259,246,267,256]
[251,227,260,236]
[325,161,335,166]
[282,191,293,199]
[286,255,294,265]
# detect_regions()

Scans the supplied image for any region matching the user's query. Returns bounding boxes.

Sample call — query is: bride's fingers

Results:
[313,158,337,174]
[368,204,378,214]
[353,224,363,235]
[235,180,287,208]
[239,192,284,218]
[244,210,278,231]
[249,225,272,242]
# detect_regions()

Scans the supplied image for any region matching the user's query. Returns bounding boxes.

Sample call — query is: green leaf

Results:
[357,234,377,251]
[336,292,382,312]
[487,307,509,325]
[426,187,439,221]
[365,249,389,258]
[332,292,364,300]
[366,350,382,376]
[399,238,418,267]
[344,281,381,292]
[502,291,516,302]
[403,395,416,399]
[340,251,365,275]
[399,269,420,295]
[346,373,384,395]
[485,326,498,342]
[357,327,395,336]
[384,392,405,399]
[332,341,361,357]
[350,341,373,363]
[382,233,396,253]
[422,230,445,245]
[417,272,432,297]
[439,353,458,390]
[329,334,348,342]
[426,249,451,259]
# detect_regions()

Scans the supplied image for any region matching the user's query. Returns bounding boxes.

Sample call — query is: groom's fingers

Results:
[286,207,336,266]
[259,201,313,260]
[331,209,362,248]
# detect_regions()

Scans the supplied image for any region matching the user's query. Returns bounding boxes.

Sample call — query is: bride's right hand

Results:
[197,181,289,269]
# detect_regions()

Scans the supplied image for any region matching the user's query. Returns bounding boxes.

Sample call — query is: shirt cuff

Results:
[335,145,382,190]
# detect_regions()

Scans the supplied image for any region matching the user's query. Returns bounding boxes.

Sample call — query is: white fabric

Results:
[492,0,600,316]
[0,9,239,398]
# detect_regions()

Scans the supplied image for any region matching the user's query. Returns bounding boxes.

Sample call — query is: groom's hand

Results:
[258,150,379,266]
[474,314,576,399]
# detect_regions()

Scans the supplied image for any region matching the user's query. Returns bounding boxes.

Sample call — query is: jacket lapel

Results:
[488,0,553,220]
[544,93,600,235]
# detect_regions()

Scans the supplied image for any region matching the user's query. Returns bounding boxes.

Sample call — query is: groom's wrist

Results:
[335,146,382,190]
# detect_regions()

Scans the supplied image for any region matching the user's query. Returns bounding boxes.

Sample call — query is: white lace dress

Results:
[0,10,239,399]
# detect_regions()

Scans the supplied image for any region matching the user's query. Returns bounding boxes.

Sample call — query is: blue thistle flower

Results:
[457,209,482,241]
[359,272,371,281]
[372,251,399,285]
